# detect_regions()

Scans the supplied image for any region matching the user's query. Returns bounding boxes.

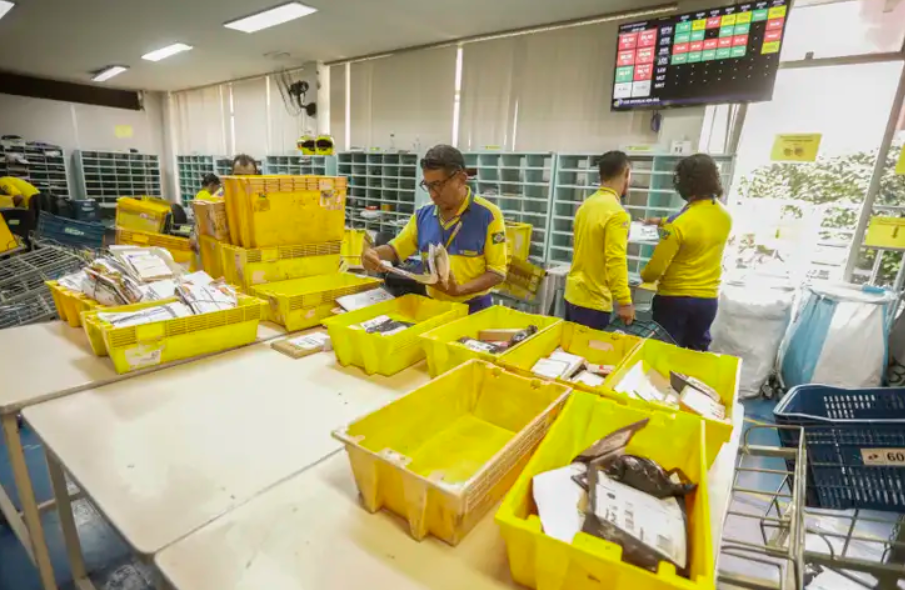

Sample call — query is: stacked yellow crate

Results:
[115,197,194,269]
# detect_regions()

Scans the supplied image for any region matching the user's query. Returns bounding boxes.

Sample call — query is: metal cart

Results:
[0,245,86,329]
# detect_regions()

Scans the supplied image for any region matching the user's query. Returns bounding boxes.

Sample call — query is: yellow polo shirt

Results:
[194,189,217,202]
[564,187,632,312]
[641,198,732,298]
[390,189,508,303]
[0,177,40,207]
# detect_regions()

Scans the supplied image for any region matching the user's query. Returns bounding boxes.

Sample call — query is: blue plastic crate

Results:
[605,318,676,345]
[774,385,905,511]
[36,213,105,251]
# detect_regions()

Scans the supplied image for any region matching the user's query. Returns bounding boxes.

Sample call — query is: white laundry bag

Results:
[711,281,795,398]
[779,284,897,389]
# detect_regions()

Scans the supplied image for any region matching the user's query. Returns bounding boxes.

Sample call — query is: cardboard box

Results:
[193,200,230,241]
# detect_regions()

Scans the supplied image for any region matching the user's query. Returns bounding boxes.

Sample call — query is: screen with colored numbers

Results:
[611,0,789,110]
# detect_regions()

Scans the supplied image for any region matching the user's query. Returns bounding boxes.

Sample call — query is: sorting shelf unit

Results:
[72,150,161,216]
[176,155,217,205]
[464,152,555,264]
[263,155,337,176]
[0,143,70,196]
[549,153,735,275]
[337,151,427,235]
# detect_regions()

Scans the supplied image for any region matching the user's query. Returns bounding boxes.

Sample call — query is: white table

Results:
[153,405,746,590]
[0,319,286,590]
[23,337,431,589]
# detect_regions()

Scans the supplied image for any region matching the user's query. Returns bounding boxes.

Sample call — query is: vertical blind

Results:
[231,78,268,156]
[170,86,228,155]
[329,65,347,151]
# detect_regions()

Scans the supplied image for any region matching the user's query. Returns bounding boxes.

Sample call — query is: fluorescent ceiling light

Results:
[92,66,129,83]
[0,0,16,20]
[142,43,193,62]
[224,2,317,33]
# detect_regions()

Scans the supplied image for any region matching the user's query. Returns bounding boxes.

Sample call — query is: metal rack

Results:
[0,246,86,329]
[72,150,162,218]
[176,155,217,205]
[0,143,70,196]
[263,155,337,176]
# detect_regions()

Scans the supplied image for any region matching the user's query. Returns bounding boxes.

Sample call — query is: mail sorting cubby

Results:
[73,150,162,219]
[549,153,735,276]
[337,152,427,236]
[463,152,554,265]
[176,155,217,205]
[263,155,337,177]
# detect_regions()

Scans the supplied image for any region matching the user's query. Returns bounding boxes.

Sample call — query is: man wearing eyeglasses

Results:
[362,145,507,314]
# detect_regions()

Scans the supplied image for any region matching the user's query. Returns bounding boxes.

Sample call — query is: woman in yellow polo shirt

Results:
[194,174,221,202]
[641,154,732,351]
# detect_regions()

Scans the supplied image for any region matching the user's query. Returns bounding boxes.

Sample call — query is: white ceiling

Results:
[0,0,672,92]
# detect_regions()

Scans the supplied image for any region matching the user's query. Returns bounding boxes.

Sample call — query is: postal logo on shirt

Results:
[492,232,506,244]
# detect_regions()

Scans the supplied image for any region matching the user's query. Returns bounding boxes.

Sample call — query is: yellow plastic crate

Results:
[865,216,905,249]
[219,241,341,292]
[495,391,713,590]
[223,175,347,248]
[498,258,546,302]
[332,359,570,545]
[506,221,533,262]
[115,197,171,234]
[84,295,263,373]
[81,298,179,357]
[419,305,562,378]
[253,272,382,332]
[115,228,193,266]
[322,294,468,376]
[199,235,223,280]
[499,321,641,398]
[605,338,740,464]
[46,281,102,328]
[341,228,372,267]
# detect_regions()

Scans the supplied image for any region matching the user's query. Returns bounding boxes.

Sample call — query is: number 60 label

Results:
[861,449,905,466]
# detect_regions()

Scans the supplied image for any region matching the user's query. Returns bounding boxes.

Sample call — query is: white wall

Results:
[0,91,172,200]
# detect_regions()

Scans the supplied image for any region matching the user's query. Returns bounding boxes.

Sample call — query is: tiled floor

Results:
[0,399,899,590]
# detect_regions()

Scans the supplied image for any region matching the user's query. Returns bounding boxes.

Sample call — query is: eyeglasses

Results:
[419,172,460,194]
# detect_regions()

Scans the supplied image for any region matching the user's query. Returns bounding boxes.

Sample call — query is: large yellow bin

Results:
[605,338,740,464]
[496,390,713,590]
[199,235,223,280]
[115,228,193,267]
[499,321,641,398]
[419,306,561,377]
[219,241,341,291]
[115,197,171,234]
[322,294,468,376]
[333,359,571,546]
[46,281,101,328]
[223,175,347,248]
[252,272,382,332]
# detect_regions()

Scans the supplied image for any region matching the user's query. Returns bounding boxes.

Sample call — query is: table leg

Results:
[45,448,93,590]
[1,413,59,590]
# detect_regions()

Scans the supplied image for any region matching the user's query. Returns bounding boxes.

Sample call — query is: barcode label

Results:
[657,534,674,555]
[624,508,635,532]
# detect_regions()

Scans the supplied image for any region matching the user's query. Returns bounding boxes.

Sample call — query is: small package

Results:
[679,387,727,420]
[571,370,605,388]
[478,328,523,342]
[271,332,332,359]
[457,337,506,354]
[586,363,616,377]
[531,358,571,379]
[670,372,721,402]
[549,350,586,379]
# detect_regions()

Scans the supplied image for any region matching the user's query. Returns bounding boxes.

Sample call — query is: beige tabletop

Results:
[155,405,746,590]
[23,337,430,556]
[0,320,286,414]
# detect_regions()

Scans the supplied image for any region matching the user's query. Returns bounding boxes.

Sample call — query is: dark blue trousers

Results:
[564,301,612,331]
[466,293,494,315]
[652,295,718,351]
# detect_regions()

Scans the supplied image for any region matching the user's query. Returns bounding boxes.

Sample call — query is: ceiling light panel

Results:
[224,2,317,33]
[142,43,193,62]
[0,0,15,20]
[92,66,129,82]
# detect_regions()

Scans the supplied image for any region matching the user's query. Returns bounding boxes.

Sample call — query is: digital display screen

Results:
[611,0,789,110]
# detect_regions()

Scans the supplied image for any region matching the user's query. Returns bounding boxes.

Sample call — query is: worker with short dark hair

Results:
[194,173,221,202]
[564,150,635,330]
[231,154,259,175]
[641,153,732,351]
[361,145,508,314]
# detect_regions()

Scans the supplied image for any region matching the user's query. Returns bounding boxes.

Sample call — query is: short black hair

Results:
[421,145,466,175]
[231,154,259,174]
[202,173,220,187]
[674,154,723,200]
[597,151,631,182]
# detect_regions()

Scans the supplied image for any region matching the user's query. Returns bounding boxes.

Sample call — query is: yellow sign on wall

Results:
[895,144,905,175]
[115,125,133,139]
[770,134,822,162]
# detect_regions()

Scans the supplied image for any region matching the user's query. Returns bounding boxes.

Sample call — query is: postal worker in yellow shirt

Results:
[362,145,507,314]
[564,151,635,330]
[641,154,732,351]
[0,176,41,208]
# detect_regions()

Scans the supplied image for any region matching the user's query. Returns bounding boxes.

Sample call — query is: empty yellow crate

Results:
[115,228,192,266]
[419,306,562,377]
[506,221,533,261]
[199,235,223,280]
[499,322,641,398]
[223,175,347,248]
[341,228,372,267]
[84,295,263,373]
[333,359,570,545]
[496,391,713,590]
[253,272,382,332]
[219,241,341,291]
[81,298,180,357]
[605,338,740,464]
[115,197,171,234]
[46,281,101,328]
[322,294,468,376]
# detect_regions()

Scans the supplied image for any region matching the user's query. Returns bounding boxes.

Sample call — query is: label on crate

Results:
[320,190,343,211]
[861,448,905,466]
[125,344,163,369]
[64,227,86,237]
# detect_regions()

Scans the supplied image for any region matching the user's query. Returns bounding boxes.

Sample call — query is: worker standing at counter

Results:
[362,145,508,314]
[641,153,732,351]
[563,151,635,330]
